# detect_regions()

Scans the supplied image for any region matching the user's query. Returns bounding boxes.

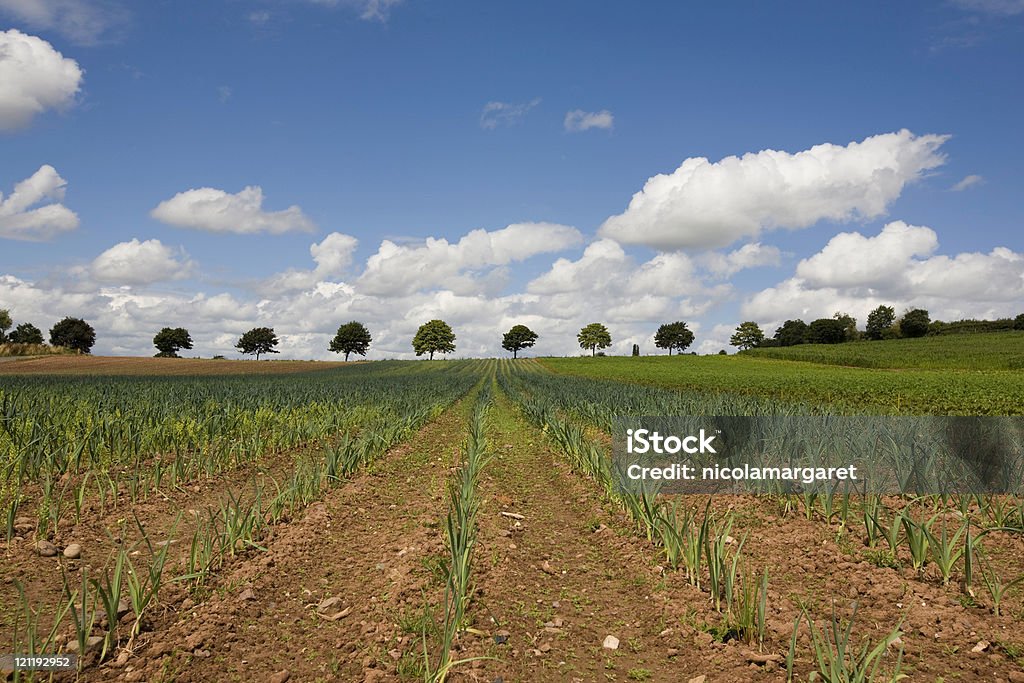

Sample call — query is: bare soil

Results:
[0,356,353,376]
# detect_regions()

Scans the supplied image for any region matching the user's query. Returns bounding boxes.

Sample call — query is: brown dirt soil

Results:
[452,392,1024,682]
[69,391,480,682]
[0,355,353,376]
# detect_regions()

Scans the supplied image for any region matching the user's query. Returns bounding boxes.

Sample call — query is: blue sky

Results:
[1,0,1022,358]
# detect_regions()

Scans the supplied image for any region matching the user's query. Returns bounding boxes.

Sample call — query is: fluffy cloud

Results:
[358,222,583,296]
[564,109,614,132]
[796,221,938,289]
[479,98,541,129]
[0,29,83,130]
[262,232,359,293]
[599,130,949,250]
[0,165,79,240]
[89,239,195,285]
[151,186,316,235]
[703,243,782,278]
[742,222,1024,331]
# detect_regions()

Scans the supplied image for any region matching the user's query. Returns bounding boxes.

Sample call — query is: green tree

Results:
[49,317,96,353]
[330,321,372,361]
[577,323,612,356]
[865,305,896,340]
[900,308,931,338]
[235,327,279,360]
[653,321,694,355]
[412,319,456,360]
[833,311,858,341]
[730,321,765,350]
[153,327,193,358]
[1016,313,1024,331]
[9,322,43,345]
[773,319,808,347]
[501,324,538,359]
[631,343,640,357]
[0,309,10,343]
[806,318,847,344]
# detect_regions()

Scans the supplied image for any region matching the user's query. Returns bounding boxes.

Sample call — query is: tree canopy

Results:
[653,321,694,355]
[236,327,279,360]
[0,309,10,343]
[730,321,765,350]
[49,317,96,353]
[501,324,538,359]
[330,321,372,361]
[806,318,846,344]
[153,327,193,358]
[900,308,931,338]
[577,323,612,356]
[773,319,808,347]
[412,319,456,360]
[9,322,43,345]
[865,305,896,340]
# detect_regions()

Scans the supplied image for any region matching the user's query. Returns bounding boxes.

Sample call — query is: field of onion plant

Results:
[1,356,1022,681]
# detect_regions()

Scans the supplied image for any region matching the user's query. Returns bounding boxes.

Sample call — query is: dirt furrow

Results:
[457,390,754,682]
[88,393,478,683]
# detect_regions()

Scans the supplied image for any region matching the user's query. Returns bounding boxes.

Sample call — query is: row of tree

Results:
[730,307,1024,350]
[0,311,97,352]
[7,306,1023,359]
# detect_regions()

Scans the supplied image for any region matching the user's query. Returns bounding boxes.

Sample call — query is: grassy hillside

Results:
[740,331,1024,370]
[538,354,1024,415]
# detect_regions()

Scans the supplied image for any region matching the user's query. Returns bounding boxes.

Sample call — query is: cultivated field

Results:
[1,352,1023,682]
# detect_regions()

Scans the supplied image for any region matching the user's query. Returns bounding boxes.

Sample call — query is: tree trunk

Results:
[345,351,350,361]
[256,351,261,361]
[513,349,518,359]
[429,350,434,360]
[591,346,595,357]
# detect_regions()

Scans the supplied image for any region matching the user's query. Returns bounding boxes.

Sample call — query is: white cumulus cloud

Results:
[358,222,582,296]
[90,238,195,285]
[0,29,83,130]
[796,221,938,289]
[564,109,614,132]
[742,222,1024,332]
[151,186,316,235]
[599,130,949,250]
[0,164,79,240]
[262,232,359,293]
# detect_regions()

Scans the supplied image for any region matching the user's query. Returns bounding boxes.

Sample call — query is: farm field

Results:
[539,348,1024,415]
[0,355,353,376]
[1,357,1023,682]
[741,331,1024,371]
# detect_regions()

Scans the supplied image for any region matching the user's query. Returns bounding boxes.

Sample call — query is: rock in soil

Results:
[268,670,290,683]
[63,543,82,559]
[35,540,58,557]
[602,635,620,650]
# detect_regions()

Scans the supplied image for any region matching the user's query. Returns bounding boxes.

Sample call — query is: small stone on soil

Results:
[268,670,290,683]
[35,540,58,557]
[602,635,619,650]
[63,543,82,559]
